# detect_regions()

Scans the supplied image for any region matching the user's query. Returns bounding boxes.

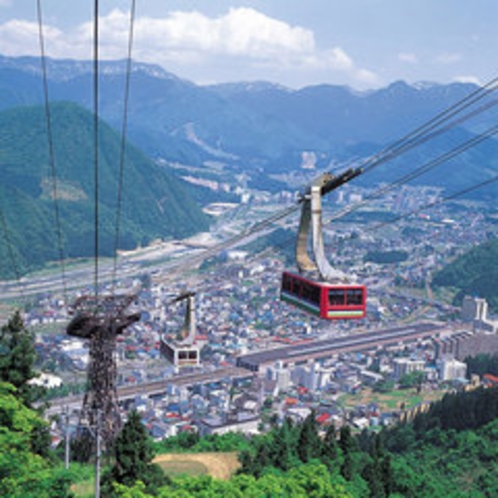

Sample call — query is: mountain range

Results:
[2,54,498,199]
[2,54,498,278]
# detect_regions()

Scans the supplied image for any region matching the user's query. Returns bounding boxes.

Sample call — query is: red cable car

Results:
[281,271,367,320]
[280,170,366,320]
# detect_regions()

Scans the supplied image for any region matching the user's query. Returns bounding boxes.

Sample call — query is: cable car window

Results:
[346,289,364,305]
[294,280,302,296]
[282,274,292,292]
[302,282,311,301]
[311,285,320,304]
[328,289,345,306]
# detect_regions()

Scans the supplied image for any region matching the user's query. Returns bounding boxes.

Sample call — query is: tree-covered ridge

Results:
[432,237,498,310]
[0,382,76,498]
[108,388,498,497]
[0,313,74,497]
[384,388,498,497]
[112,464,354,497]
[0,103,209,278]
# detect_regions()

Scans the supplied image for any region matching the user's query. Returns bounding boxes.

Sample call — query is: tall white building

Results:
[393,358,425,380]
[437,358,467,381]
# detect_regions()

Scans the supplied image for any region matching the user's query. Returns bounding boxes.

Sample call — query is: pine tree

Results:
[0,311,44,407]
[339,426,357,481]
[273,417,299,470]
[381,454,394,497]
[362,460,386,498]
[297,411,322,463]
[0,312,50,457]
[102,410,168,496]
[321,423,339,469]
[252,439,272,477]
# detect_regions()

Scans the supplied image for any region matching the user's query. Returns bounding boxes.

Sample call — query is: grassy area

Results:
[156,459,209,478]
[72,475,95,498]
[154,452,240,480]
[339,386,446,413]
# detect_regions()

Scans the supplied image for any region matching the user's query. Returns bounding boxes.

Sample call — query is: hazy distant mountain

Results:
[1,54,498,198]
[0,102,208,278]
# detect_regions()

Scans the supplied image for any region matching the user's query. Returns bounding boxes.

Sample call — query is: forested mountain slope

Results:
[433,237,498,310]
[0,102,208,278]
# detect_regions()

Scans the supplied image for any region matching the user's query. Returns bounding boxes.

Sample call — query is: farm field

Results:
[154,451,240,480]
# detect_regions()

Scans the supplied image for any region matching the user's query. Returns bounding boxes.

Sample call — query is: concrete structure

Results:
[434,330,498,361]
[237,323,448,374]
[437,358,467,381]
[266,361,292,391]
[197,412,260,436]
[461,296,498,333]
[393,358,425,380]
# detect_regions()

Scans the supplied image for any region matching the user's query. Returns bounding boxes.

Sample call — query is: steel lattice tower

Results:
[67,294,140,451]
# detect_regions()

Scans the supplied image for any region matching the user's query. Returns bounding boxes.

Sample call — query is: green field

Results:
[72,476,95,498]
[156,459,209,477]
[154,452,240,480]
[72,451,240,496]
[339,386,446,413]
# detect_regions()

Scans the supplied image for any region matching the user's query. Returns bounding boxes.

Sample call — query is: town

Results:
[21,182,498,448]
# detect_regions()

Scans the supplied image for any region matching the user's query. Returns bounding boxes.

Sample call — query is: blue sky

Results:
[0,0,495,90]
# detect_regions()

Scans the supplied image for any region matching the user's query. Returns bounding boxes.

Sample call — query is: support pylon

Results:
[296,169,362,282]
[67,294,140,452]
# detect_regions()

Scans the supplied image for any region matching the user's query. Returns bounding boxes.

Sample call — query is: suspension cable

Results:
[233,125,498,274]
[112,0,137,293]
[36,0,68,303]
[367,171,498,234]
[326,123,498,225]
[156,117,498,283]
[93,0,100,300]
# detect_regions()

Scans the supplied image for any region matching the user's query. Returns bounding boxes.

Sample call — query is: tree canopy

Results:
[0,311,44,407]
[102,410,169,496]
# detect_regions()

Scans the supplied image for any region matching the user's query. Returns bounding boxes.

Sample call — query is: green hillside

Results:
[432,237,498,310]
[0,103,209,278]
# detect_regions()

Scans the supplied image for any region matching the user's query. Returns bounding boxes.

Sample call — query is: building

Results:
[461,296,498,333]
[437,358,467,381]
[393,358,425,380]
[197,412,260,436]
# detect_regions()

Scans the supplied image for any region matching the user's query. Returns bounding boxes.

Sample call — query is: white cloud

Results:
[453,75,481,85]
[132,8,315,62]
[398,52,418,64]
[0,7,377,88]
[434,52,461,65]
